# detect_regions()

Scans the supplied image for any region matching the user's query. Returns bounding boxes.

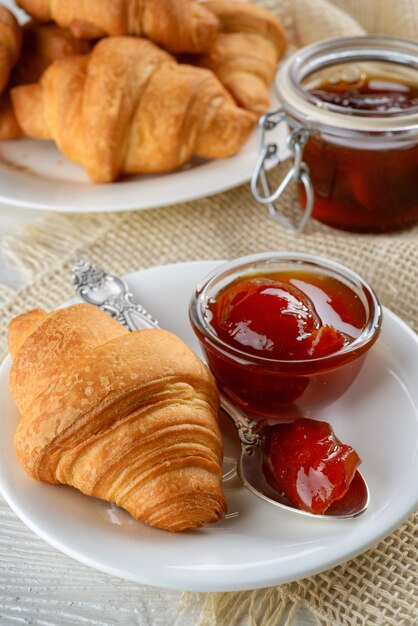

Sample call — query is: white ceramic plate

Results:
[0,124,287,212]
[0,2,287,212]
[0,260,417,592]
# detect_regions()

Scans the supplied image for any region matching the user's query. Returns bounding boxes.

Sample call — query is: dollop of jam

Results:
[264,418,361,514]
[215,277,319,359]
[207,271,365,361]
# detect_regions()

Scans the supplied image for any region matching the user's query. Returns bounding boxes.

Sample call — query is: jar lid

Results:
[276,35,418,137]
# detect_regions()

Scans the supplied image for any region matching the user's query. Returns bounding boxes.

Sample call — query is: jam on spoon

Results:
[264,418,361,515]
[222,392,369,519]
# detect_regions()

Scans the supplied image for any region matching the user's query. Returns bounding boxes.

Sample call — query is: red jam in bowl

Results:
[209,272,365,361]
[264,418,361,514]
[190,257,381,420]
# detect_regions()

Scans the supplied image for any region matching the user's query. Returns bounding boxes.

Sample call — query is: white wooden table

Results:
[0,205,315,626]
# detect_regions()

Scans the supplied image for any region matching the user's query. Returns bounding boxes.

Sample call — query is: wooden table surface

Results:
[0,205,315,626]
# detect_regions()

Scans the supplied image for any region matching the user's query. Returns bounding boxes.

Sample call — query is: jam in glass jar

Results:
[252,36,418,233]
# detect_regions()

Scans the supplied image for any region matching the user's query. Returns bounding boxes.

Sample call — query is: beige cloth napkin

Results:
[0,1,418,626]
[269,0,418,44]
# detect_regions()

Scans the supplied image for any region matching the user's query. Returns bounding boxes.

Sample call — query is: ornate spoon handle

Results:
[72,260,158,331]
[219,393,264,454]
[71,259,262,445]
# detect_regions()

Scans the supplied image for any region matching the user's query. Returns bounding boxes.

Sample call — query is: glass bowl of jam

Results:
[252,36,418,233]
[189,252,382,419]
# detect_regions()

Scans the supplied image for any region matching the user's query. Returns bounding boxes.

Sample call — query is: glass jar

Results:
[251,36,418,233]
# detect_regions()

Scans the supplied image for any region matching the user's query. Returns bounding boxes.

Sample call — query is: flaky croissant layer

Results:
[11,36,256,182]
[192,1,288,114]
[0,22,91,141]
[9,304,227,532]
[15,0,220,53]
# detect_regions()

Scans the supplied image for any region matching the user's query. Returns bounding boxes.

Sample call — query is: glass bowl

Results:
[189,252,382,420]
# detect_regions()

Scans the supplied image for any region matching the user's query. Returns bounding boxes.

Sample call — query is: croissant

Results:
[11,36,256,182]
[0,22,91,140]
[191,1,288,114]
[9,304,226,532]
[0,6,21,96]
[15,0,219,53]
[15,22,92,86]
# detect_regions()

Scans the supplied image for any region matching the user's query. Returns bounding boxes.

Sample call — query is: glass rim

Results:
[302,68,418,120]
[189,252,383,367]
[276,35,418,136]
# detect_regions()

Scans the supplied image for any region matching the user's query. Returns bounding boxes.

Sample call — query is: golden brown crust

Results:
[204,1,287,52]
[0,92,22,139]
[12,36,256,182]
[141,0,219,53]
[16,22,91,85]
[0,22,91,141]
[15,0,50,21]
[8,308,47,359]
[10,303,226,532]
[0,6,21,95]
[191,1,288,115]
[15,0,220,53]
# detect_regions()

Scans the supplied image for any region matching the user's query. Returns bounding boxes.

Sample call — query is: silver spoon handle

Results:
[72,259,261,439]
[72,260,158,331]
[219,394,263,453]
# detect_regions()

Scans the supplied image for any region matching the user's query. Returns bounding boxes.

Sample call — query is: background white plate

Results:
[0,260,417,592]
[0,127,286,212]
[0,1,288,212]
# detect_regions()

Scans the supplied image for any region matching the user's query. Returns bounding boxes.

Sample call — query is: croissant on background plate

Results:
[15,0,220,53]
[15,21,91,85]
[191,1,288,114]
[12,36,256,182]
[0,22,91,140]
[9,304,226,532]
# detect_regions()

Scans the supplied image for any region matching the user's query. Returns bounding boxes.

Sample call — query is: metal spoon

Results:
[71,259,370,519]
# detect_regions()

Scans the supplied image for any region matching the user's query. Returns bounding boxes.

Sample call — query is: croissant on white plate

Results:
[15,0,220,53]
[190,1,288,114]
[11,36,256,182]
[9,304,227,532]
